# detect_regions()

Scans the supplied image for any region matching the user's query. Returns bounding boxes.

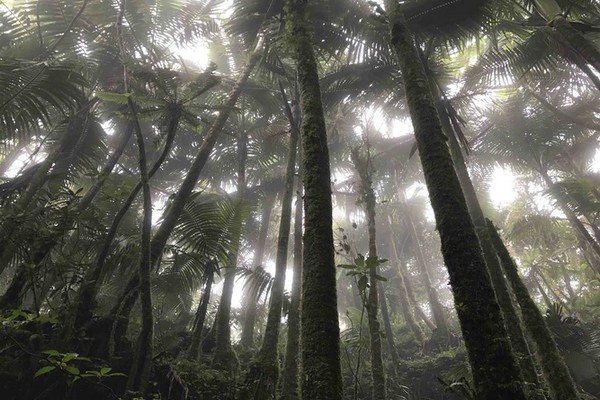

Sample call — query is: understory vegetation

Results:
[0,0,599,399]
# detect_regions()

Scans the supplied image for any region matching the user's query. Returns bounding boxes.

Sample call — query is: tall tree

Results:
[383,2,529,398]
[285,0,342,398]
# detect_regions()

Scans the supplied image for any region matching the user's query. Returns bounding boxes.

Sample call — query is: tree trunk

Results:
[248,83,299,397]
[125,100,153,395]
[240,191,276,348]
[487,220,580,400]
[379,285,400,370]
[188,267,214,359]
[212,128,247,370]
[430,79,540,386]
[286,1,342,398]
[384,3,528,398]
[388,229,424,342]
[72,110,181,331]
[406,215,448,344]
[280,142,303,400]
[351,148,386,399]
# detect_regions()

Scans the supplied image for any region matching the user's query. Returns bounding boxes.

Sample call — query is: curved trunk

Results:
[384,3,528,398]
[487,220,580,400]
[240,191,276,348]
[72,110,181,330]
[249,84,299,396]
[286,1,342,398]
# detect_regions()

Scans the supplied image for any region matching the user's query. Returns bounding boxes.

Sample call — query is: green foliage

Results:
[338,254,388,295]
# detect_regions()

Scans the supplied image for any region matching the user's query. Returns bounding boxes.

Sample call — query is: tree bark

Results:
[125,100,153,394]
[487,220,580,400]
[248,83,299,397]
[280,142,303,400]
[384,3,528,398]
[286,1,342,398]
[388,229,424,342]
[240,191,276,348]
[351,148,386,399]
[187,264,215,360]
[212,128,247,370]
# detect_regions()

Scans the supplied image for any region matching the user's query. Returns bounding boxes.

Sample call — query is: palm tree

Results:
[383,2,529,398]
[285,0,342,398]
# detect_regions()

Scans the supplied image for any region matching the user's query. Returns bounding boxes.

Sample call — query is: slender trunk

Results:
[388,229,424,341]
[540,169,600,265]
[286,1,342,398]
[72,110,181,330]
[431,80,539,385]
[351,148,386,399]
[487,220,580,400]
[532,273,553,310]
[384,3,528,398]
[379,285,400,369]
[240,191,276,348]
[406,215,448,343]
[280,146,303,400]
[249,83,299,397]
[188,268,214,359]
[125,99,153,395]
[212,129,247,370]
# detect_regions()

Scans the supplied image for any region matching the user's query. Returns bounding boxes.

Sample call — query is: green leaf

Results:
[34,366,56,378]
[365,255,379,268]
[100,367,112,375]
[42,350,61,356]
[373,274,387,282]
[337,264,356,269]
[62,353,79,363]
[95,91,131,104]
[65,365,80,376]
[357,275,368,292]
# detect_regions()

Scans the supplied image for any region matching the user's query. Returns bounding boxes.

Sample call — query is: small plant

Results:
[34,350,125,386]
[338,254,388,295]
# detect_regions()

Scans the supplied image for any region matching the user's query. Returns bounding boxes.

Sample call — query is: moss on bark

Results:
[384,2,528,398]
[487,219,581,400]
[285,1,342,398]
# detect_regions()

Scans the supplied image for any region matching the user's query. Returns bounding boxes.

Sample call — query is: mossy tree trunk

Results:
[286,1,342,398]
[351,148,386,399]
[384,2,528,398]
[248,83,299,397]
[240,191,276,348]
[487,220,580,400]
[427,74,540,386]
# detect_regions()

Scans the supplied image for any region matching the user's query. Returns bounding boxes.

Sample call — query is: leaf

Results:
[357,275,368,292]
[100,367,112,375]
[337,264,356,269]
[365,255,379,268]
[34,366,56,378]
[42,350,61,356]
[373,274,388,282]
[65,365,80,376]
[95,91,131,104]
[62,353,79,363]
